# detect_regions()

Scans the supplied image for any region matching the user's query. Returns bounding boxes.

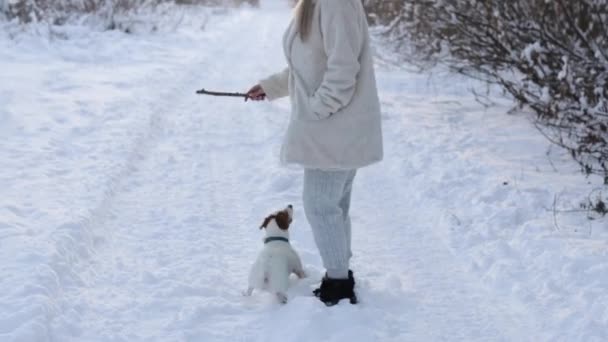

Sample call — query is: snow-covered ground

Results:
[1,1,606,341]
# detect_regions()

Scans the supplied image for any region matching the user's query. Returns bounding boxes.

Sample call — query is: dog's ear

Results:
[274,211,291,230]
[260,215,274,230]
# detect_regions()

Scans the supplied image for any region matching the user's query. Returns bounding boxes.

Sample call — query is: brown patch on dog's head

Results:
[259,205,293,230]
[274,210,291,230]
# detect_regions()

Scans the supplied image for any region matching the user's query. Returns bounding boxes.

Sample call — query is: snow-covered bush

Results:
[0,0,256,28]
[363,0,402,26]
[372,0,608,182]
[0,0,160,26]
[176,0,258,5]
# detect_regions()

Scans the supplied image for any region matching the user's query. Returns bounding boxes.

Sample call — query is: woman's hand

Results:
[246,84,266,102]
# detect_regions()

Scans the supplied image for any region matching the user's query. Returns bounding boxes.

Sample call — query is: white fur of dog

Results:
[244,205,306,303]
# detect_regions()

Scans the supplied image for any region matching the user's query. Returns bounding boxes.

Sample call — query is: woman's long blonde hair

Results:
[295,0,314,41]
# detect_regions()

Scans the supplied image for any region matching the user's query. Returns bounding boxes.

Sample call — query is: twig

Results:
[552,193,561,232]
[470,86,497,108]
[545,144,559,172]
[196,88,249,98]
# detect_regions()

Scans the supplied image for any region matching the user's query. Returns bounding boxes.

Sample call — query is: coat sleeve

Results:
[259,67,290,101]
[309,0,363,120]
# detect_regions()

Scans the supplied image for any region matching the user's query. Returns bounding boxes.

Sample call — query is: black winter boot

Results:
[313,270,355,297]
[313,270,357,306]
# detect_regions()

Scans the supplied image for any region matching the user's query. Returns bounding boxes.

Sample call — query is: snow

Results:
[1,1,607,341]
[522,41,544,64]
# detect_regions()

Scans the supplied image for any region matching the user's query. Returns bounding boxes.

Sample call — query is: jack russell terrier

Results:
[245,205,306,303]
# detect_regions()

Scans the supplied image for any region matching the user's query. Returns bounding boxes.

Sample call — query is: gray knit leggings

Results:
[303,168,357,279]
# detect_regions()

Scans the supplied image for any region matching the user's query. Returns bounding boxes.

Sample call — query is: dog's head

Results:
[260,205,293,231]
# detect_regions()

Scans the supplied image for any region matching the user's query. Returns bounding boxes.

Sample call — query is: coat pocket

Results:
[295,93,322,122]
[290,72,321,122]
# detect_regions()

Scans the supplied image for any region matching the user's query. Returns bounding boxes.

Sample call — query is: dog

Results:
[244,204,306,303]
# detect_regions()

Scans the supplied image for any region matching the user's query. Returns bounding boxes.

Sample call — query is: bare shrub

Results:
[370,0,608,182]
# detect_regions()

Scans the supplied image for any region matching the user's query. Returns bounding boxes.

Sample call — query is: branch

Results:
[195,88,248,98]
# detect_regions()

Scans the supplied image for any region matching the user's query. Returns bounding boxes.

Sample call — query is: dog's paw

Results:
[295,270,307,279]
[243,288,254,297]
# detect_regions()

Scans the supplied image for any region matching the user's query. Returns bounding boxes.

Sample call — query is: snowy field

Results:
[1,1,607,341]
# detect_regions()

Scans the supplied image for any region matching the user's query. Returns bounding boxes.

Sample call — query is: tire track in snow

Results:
[40,10,265,342]
[6,40,203,342]
[46,6,295,341]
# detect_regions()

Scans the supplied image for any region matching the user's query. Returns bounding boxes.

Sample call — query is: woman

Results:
[247,0,383,306]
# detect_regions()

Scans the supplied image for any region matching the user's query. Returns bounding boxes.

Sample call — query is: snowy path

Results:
[3,2,607,342]
[43,4,540,342]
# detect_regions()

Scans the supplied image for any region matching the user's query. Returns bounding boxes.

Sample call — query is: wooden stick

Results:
[196,88,249,98]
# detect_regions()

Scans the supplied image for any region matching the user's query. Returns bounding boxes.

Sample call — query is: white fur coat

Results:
[259,0,383,170]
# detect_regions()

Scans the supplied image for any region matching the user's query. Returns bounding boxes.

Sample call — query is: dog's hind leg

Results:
[289,249,306,279]
[268,259,289,303]
[248,260,265,291]
[293,256,306,279]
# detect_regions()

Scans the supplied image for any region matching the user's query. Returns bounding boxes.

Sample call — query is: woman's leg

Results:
[303,169,356,279]
[339,170,357,261]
